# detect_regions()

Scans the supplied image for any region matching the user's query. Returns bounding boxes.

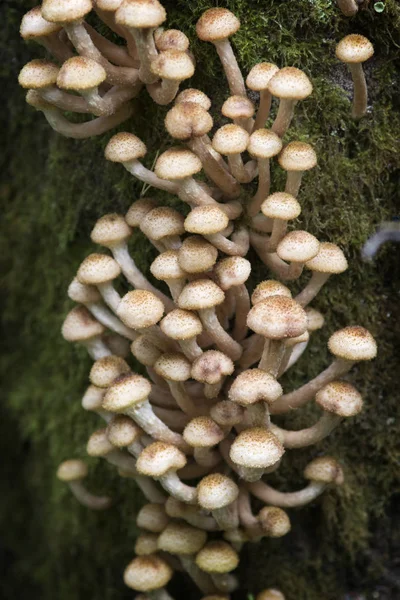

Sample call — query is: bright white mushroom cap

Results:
[154,353,192,382]
[228,369,282,406]
[155,147,202,180]
[57,459,88,481]
[136,503,170,532]
[123,555,173,592]
[165,102,213,140]
[178,279,225,310]
[136,441,187,477]
[247,129,283,159]
[251,280,292,304]
[246,62,280,91]
[157,522,207,555]
[106,415,143,447]
[18,59,59,89]
[20,7,62,39]
[116,290,165,329]
[214,256,251,290]
[77,253,121,285]
[116,0,166,28]
[304,457,344,484]
[277,231,320,263]
[125,198,159,227]
[91,214,132,248]
[316,380,363,417]
[102,373,152,411]
[222,95,255,120]
[175,88,212,111]
[230,427,284,468]
[105,133,147,163]
[184,206,229,235]
[212,124,249,155]
[305,242,348,273]
[336,34,374,64]
[140,207,185,240]
[196,8,240,42]
[57,56,106,91]
[62,306,105,342]
[328,326,377,361]
[278,142,317,172]
[247,296,308,339]
[160,309,203,340]
[41,0,92,23]
[197,473,239,510]
[191,350,234,384]
[178,236,218,273]
[267,66,312,99]
[67,277,101,304]
[151,49,194,81]
[89,356,131,388]
[261,192,301,220]
[183,417,225,448]
[195,540,239,573]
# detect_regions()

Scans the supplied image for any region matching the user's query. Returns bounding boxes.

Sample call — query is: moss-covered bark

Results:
[1,0,400,598]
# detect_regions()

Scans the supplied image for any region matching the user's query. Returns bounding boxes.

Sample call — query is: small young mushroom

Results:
[18,58,60,96]
[148,49,194,105]
[81,385,110,422]
[247,130,283,216]
[191,350,235,399]
[268,67,313,137]
[336,34,374,119]
[106,414,144,457]
[20,7,68,62]
[229,427,284,482]
[278,141,317,198]
[87,427,138,473]
[260,193,301,252]
[212,124,252,184]
[276,231,320,280]
[89,355,131,388]
[184,207,249,257]
[175,87,212,109]
[228,369,282,428]
[178,236,218,275]
[222,95,255,132]
[243,504,291,541]
[251,280,292,304]
[56,56,108,116]
[126,197,159,229]
[246,62,280,130]
[160,309,203,361]
[77,253,122,312]
[336,0,359,16]
[214,257,251,341]
[140,206,185,251]
[195,540,239,594]
[56,459,112,510]
[123,554,173,595]
[150,251,187,302]
[136,502,170,533]
[154,353,201,417]
[61,305,108,360]
[116,290,170,351]
[131,335,162,368]
[135,532,160,556]
[197,474,239,530]
[155,28,190,52]
[183,417,225,467]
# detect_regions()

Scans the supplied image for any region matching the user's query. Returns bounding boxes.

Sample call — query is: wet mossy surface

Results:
[1,0,400,598]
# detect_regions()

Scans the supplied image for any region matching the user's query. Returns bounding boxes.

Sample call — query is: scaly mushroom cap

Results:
[195,540,239,573]
[212,124,249,155]
[276,231,320,263]
[305,307,325,331]
[116,0,166,28]
[261,192,301,220]
[82,385,106,412]
[18,59,59,89]
[57,459,88,481]
[123,555,173,592]
[141,206,185,240]
[165,102,213,140]
[175,88,212,110]
[155,28,190,52]
[191,350,234,384]
[125,198,159,227]
[247,129,283,159]
[77,253,121,285]
[105,133,147,163]
[89,356,131,388]
[251,280,292,304]
[20,7,62,39]
[154,353,192,382]
[336,34,374,64]
[135,533,159,556]
[328,326,377,361]
[183,417,225,449]
[160,309,203,340]
[178,279,225,310]
[278,142,317,172]
[222,95,255,120]
[197,473,239,510]
[62,306,105,341]
[97,0,123,10]
[184,206,229,235]
[157,522,207,555]
[315,380,363,417]
[102,373,152,411]
[136,441,187,477]
[150,251,186,281]
[106,415,143,447]
[305,242,348,273]
[304,456,344,484]
[155,147,202,180]
[267,66,312,99]
[247,296,308,339]
[136,503,170,532]
[91,214,132,247]
[86,428,115,457]
[214,256,251,290]
[196,8,240,42]
[256,590,286,600]
[210,400,245,427]
[68,277,101,304]
[246,62,280,91]
[57,56,106,90]
[178,236,218,273]
[131,335,162,366]
[230,427,284,468]
[117,290,165,329]
[228,369,282,406]
[41,0,92,23]
[258,506,291,538]
[151,49,194,81]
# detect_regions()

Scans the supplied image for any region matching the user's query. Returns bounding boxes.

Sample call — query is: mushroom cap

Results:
[261,192,301,220]
[105,132,147,163]
[247,129,283,159]
[102,373,152,411]
[184,206,229,235]
[304,456,344,484]
[91,213,132,248]
[150,250,186,281]
[57,459,88,481]
[155,147,202,180]
[328,326,377,361]
[86,428,115,457]
[214,256,251,290]
[136,441,187,476]
[160,309,203,340]
[247,296,308,339]
[197,473,239,510]
[210,400,245,427]
[278,142,317,172]
[151,49,194,81]
[77,253,121,285]
[267,66,312,99]
[81,385,106,412]
[157,522,207,555]
[175,88,212,111]
[228,369,282,406]
[41,0,92,23]
[222,95,255,120]
[67,277,101,304]
[97,0,123,10]
[89,356,131,388]
[212,124,249,155]
[183,417,225,449]
[61,306,105,342]
[116,0,166,28]
[191,350,234,384]
[134,533,159,556]
[155,28,190,52]
[154,353,192,382]
[230,427,284,468]
[196,8,240,42]
[195,541,239,573]
[256,590,285,600]
[131,335,162,366]
[165,102,213,140]
[116,290,165,329]
[125,198,159,227]
[305,307,325,331]
[20,7,62,39]
[284,329,309,347]
[277,231,320,263]
[178,279,225,310]
[57,56,106,91]
[18,59,59,89]
[305,242,348,273]
[336,34,374,64]
[178,236,218,273]
[251,280,292,304]
[25,89,54,110]
[140,206,185,240]
[123,555,173,592]
[106,415,143,447]
[258,506,291,537]
[136,503,170,532]
[246,62,280,91]
[316,380,363,417]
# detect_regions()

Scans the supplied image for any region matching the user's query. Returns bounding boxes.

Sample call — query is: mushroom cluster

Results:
[19,2,377,598]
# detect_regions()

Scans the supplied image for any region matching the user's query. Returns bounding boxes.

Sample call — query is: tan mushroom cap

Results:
[277,231,320,263]
[57,459,88,481]
[136,441,187,477]
[77,253,121,285]
[228,369,282,406]
[210,400,245,427]
[18,59,59,89]
[261,192,301,220]
[57,57,106,91]
[247,296,308,339]
[123,555,173,592]
[196,8,240,42]
[268,66,312,99]
[155,28,190,52]
[251,280,292,305]
[135,533,159,556]
[41,0,92,23]
[140,206,185,240]
[154,353,192,382]
[91,213,132,247]
[195,540,239,573]
[151,49,194,81]
[165,102,213,140]
[247,129,283,159]
[150,250,186,281]
[278,142,317,172]
[106,415,143,447]
[62,306,105,342]
[97,0,123,10]
[256,589,285,600]
[246,62,280,91]
[136,503,170,532]
[102,373,152,411]
[214,256,251,290]
[125,198,159,227]
[183,417,225,448]
[305,307,325,331]
[131,335,162,366]
[175,88,212,111]
[328,326,377,361]
[197,473,239,510]
[160,309,203,340]
[89,356,131,388]
[191,350,234,384]
[105,132,147,163]
[25,89,54,110]
[304,456,344,484]
[116,0,166,29]
[184,206,229,235]
[316,380,363,417]
[86,428,115,457]
[155,147,202,180]
[116,290,165,329]
[67,277,101,304]
[258,506,291,537]
[158,522,207,555]
[212,124,249,155]
[222,95,255,120]
[178,279,225,310]
[305,242,348,273]
[230,427,284,468]
[20,7,62,39]
[178,236,218,273]
[82,385,106,412]
[336,34,374,64]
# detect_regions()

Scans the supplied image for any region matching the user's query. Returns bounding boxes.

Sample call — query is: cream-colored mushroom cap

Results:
[136,503,170,532]
[82,385,106,412]
[258,507,291,537]
[278,142,317,172]
[105,133,147,163]
[67,277,101,304]
[97,0,123,10]
[222,95,255,120]
[268,66,312,99]
[134,533,159,556]
[155,28,190,52]
[175,88,212,111]
[18,59,59,89]
[336,34,374,64]
[125,198,159,227]
[261,192,301,220]
[328,326,377,361]
[165,102,213,140]
[91,213,132,248]
[123,555,173,592]
[136,441,187,477]
[57,57,106,91]
[191,350,234,384]
[251,280,292,305]
[141,206,185,240]
[184,206,229,235]
[304,456,343,484]
[77,253,121,285]
[316,380,363,417]
[277,231,320,263]
[116,290,165,329]
[214,256,251,291]
[210,400,244,427]
[257,589,285,600]
[305,307,325,331]
[305,242,348,273]
[57,459,88,481]
[102,373,152,411]
[160,309,203,340]
[25,89,53,110]
[131,335,162,366]
[178,236,218,273]
[178,279,225,310]
[154,353,192,382]
[151,49,194,81]
[158,522,207,555]
[248,129,283,159]
[197,473,239,510]
[247,296,308,339]
[150,251,186,281]
[61,306,105,342]
[196,8,240,42]
[246,62,280,91]
[229,369,282,406]
[195,540,239,573]
[116,0,166,28]
[41,0,92,23]
[212,124,249,155]
[86,428,115,457]
[20,7,62,39]
[155,147,202,180]
[89,356,131,388]
[230,427,284,468]
[183,417,225,448]
[106,415,143,447]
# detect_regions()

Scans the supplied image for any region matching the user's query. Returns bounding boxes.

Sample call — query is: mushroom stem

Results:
[40,87,91,113]
[295,272,331,307]
[239,334,265,368]
[247,480,327,508]
[248,158,271,217]
[267,219,288,253]
[238,487,259,534]
[152,406,189,431]
[281,339,309,375]
[206,226,250,257]
[213,501,239,531]
[348,62,368,119]
[199,308,243,361]
[271,98,296,138]
[214,39,246,97]
[83,337,111,360]
[179,556,218,594]
[253,89,273,131]
[258,339,286,377]
[284,170,304,198]
[97,282,122,312]
[178,177,242,219]
[232,284,250,342]
[179,338,203,361]
[129,28,159,84]
[135,476,167,503]
[159,472,197,504]
[123,160,179,194]
[167,381,204,418]
[227,153,253,183]
[88,301,137,341]
[270,412,342,448]
[85,24,138,68]
[68,480,112,510]
[42,33,74,62]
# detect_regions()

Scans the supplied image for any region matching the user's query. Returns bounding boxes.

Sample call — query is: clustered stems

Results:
[23,2,377,599]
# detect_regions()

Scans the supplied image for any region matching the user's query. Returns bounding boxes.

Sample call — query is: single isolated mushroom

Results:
[336,34,374,119]
[268,67,313,137]
[183,417,225,467]
[56,459,112,510]
[61,305,108,359]
[195,540,239,594]
[197,473,239,531]
[86,427,138,474]
[247,129,283,216]
[184,206,249,257]
[134,532,159,556]
[178,236,218,275]
[155,28,190,52]
[229,427,284,482]
[246,62,280,130]
[278,141,317,198]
